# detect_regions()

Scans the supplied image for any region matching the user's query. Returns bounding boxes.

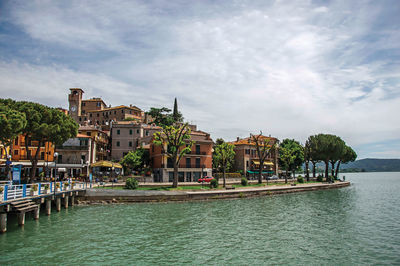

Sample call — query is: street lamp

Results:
[7,155,12,183]
[53,152,58,196]
[112,164,115,189]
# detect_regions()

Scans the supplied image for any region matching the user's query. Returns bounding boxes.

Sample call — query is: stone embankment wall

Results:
[78,182,350,204]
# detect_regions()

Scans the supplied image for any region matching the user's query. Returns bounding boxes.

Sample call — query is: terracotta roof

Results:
[76,133,91,138]
[78,126,106,132]
[88,105,143,112]
[230,135,278,146]
[70,88,84,92]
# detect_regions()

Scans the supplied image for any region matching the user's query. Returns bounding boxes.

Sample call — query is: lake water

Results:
[1,172,400,265]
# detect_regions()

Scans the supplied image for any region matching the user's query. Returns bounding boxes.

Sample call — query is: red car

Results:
[198,176,214,183]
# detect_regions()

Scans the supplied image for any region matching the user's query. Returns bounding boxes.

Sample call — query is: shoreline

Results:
[78,181,351,204]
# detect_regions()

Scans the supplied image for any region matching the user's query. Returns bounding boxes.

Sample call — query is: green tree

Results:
[147,100,183,128]
[12,101,78,182]
[279,139,304,183]
[335,145,357,178]
[153,123,193,188]
[120,148,150,174]
[307,135,321,178]
[213,140,235,188]
[303,140,311,181]
[0,99,27,179]
[251,133,277,184]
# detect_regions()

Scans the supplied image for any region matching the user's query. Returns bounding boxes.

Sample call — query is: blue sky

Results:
[0,0,399,159]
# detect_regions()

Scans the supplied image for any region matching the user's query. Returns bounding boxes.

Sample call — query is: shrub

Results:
[44,184,49,190]
[31,184,38,191]
[125,177,139,190]
[215,173,242,179]
[0,186,3,193]
[316,175,323,182]
[210,178,218,188]
[297,176,304,183]
[241,177,248,186]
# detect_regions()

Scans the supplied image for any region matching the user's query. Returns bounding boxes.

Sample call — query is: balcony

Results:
[161,164,206,169]
[189,151,207,155]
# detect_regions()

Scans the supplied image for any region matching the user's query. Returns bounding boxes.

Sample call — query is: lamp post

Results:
[53,152,58,196]
[7,154,12,181]
[112,164,115,189]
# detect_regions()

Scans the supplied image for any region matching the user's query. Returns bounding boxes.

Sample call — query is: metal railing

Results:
[0,180,89,202]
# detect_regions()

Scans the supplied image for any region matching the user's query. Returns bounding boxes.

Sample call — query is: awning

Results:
[247,170,274,174]
[90,161,123,169]
[252,161,274,165]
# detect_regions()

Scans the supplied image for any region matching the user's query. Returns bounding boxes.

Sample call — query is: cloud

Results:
[1,0,400,158]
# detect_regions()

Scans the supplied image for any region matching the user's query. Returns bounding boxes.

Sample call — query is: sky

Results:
[0,0,399,159]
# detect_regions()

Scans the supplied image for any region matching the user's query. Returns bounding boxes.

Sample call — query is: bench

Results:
[225,185,235,190]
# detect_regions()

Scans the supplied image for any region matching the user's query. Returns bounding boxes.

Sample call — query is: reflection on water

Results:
[1,172,400,265]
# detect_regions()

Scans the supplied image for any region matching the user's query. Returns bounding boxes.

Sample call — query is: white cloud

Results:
[1,0,400,158]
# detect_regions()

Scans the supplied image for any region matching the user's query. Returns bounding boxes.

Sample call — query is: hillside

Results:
[340,158,400,172]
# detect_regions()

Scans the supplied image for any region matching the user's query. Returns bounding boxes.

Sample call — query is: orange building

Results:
[150,128,213,182]
[230,135,279,178]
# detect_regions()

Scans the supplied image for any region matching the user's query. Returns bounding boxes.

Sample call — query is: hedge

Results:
[214,173,242,179]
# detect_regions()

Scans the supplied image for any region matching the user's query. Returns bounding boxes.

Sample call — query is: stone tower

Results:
[68,88,84,123]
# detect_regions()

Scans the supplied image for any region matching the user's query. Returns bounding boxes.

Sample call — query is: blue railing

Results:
[0,181,89,202]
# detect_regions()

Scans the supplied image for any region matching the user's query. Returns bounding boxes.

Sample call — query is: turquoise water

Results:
[1,172,400,265]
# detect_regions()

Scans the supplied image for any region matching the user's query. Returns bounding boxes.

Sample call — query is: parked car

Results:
[267,175,278,180]
[198,176,214,183]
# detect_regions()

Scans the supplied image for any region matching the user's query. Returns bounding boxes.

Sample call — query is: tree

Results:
[120,148,150,174]
[172,98,183,123]
[153,123,193,188]
[279,139,304,183]
[11,101,78,182]
[335,145,357,178]
[307,135,321,178]
[147,100,183,128]
[251,133,277,184]
[328,136,346,178]
[0,99,27,179]
[213,140,235,188]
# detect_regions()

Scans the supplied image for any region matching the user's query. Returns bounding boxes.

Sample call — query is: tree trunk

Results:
[330,161,335,177]
[324,160,329,181]
[312,161,316,178]
[305,161,310,181]
[172,154,178,188]
[335,161,341,179]
[29,141,42,183]
[258,161,263,184]
[285,169,288,184]
[223,167,226,188]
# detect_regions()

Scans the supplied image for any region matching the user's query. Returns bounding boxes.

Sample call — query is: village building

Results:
[150,128,213,182]
[110,121,161,161]
[230,135,279,178]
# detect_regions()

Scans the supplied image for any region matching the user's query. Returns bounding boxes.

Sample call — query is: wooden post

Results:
[0,213,7,233]
[34,205,40,220]
[46,198,51,215]
[56,197,61,212]
[64,195,69,209]
[18,212,25,226]
[71,195,75,206]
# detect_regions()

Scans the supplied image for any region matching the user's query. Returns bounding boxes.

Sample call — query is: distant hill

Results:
[340,158,400,172]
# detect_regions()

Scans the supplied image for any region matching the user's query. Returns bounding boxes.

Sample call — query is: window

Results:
[58,155,62,163]
[196,144,200,154]
[121,109,124,114]
[246,161,249,167]
[178,172,184,182]
[14,150,19,155]
[86,132,91,136]
[116,141,120,147]
[89,113,92,118]
[40,152,45,160]
[136,129,139,134]
[14,137,18,145]
[97,102,101,107]
[146,130,149,136]
[82,102,86,107]
[129,141,132,147]
[97,113,99,117]
[114,111,116,114]
[117,129,120,135]
[168,172,174,182]
[81,155,86,162]
[79,117,82,121]
[195,158,201,168]
[186,172,192,182]
[186,158,191,168]
[82,110,85,114]
[129,129,132,135]
[245,149,250,155]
